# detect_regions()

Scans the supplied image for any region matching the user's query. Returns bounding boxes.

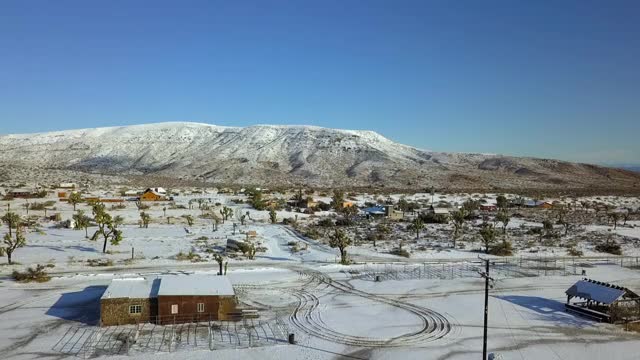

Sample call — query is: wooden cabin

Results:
[100,275,237,327]
[140,188,166,201]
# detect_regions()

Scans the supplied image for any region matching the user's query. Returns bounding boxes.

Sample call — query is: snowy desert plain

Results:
[1,186,640,360]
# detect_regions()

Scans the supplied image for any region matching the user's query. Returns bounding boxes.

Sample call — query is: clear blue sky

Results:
[1,0,639,165]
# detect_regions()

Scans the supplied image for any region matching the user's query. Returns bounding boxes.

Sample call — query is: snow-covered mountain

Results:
[0,122,638,191]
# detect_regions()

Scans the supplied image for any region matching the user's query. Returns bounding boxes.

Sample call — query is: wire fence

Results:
[52,314,290,357]
[346,256,640,282]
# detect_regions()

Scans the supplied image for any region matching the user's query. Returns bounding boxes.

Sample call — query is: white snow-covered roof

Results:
[566,280,628,305]
[157,275,235,296]
[101,277,160,299]
[433,208,450,214]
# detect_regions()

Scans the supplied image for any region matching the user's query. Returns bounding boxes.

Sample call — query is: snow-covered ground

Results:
[1,263,639,359]
[1,192,640,359]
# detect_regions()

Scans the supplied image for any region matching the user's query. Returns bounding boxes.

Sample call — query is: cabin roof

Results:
[157,275,234,296]
[565,279,633,304]
[101,277,160,299]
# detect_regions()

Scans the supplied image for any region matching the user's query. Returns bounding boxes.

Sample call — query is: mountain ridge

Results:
[0,122,638,192]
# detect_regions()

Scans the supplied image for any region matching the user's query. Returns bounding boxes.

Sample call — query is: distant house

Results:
[427,205,450,216]
[363,205,403,220]
[140,188,166,201]
[363,206,386,217]
[540,202,554,209]
[384,205,404,220]
[6,189,38,199]
[100,275,237,326]
[565,278,640,323]
[479,204,497,212]
[58,182,77,189]
[523,200,545,208]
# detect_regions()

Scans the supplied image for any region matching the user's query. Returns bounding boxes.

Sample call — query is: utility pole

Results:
[478,256,494,360]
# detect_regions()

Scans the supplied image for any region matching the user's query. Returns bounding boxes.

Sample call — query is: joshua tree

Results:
[139,211,151,228]
[609,212,620,229]
[451,209,466,248]
[542,219,554,238]
[479,223,497,254]
[219,206,233,223]
[331,190,345,212]
[183,214,194,226]
[495,195,508,210]
[73,210,91,238]
[411,218,424,239]
[0,227,26,264]
[240,214,246,226]
[213,253,225,275]
[90,203,123,253]
[560,218,571,237]
[1,211,21,237]
[162,207,167,217]
[269,209,277,224]
[329,228,351,265]
[495,210,510,234]
[68,192,82,211]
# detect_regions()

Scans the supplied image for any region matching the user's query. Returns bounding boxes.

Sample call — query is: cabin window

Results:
[129,305,142,314]
[197,303,205,313]
[171,304,179,314]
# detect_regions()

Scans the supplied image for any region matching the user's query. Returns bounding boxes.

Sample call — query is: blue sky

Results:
[1,1,638,165]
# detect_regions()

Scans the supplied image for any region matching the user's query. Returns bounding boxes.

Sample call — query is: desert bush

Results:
[335,217,354,226]
[87,258,114,267]
[595,241,622,255]
[317,218,334,227]
[29,202,47,210]
[303,228,322,239]
[419,212,449,224]
[489,241,514,256]
[567,247,584,257]
[390,248,411,258]
[12,264,51,283]
[175,250,202,262]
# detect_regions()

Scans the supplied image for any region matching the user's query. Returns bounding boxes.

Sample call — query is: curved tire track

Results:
[289,269,452,347]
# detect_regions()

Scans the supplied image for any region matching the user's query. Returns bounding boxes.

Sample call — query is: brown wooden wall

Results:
[157,295,236,324]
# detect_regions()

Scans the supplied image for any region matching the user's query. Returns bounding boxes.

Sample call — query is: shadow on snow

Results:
[46,286,107,325]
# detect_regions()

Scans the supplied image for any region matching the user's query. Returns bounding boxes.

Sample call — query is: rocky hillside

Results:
[0,122,638,192]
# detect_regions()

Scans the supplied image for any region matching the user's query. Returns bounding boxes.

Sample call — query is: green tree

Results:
[0,229,26,264]
[90,203,123,253]
[1,212,21,237]
[269,209,277,224]
[140,211,151,228]
[479,223,497,254]
[68,192,82,211]
[542,219,554,237]
[411,218,425,239]
[331,190,345,212]
[73,210,91,238]
[213,253,225,275]
[495,210,510,234]
[329,228,351,265]
[184,214,194,226]
[495,195,508,210]
[248,190,266,210]
[219,206,233,223]
[451,209,466,248]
